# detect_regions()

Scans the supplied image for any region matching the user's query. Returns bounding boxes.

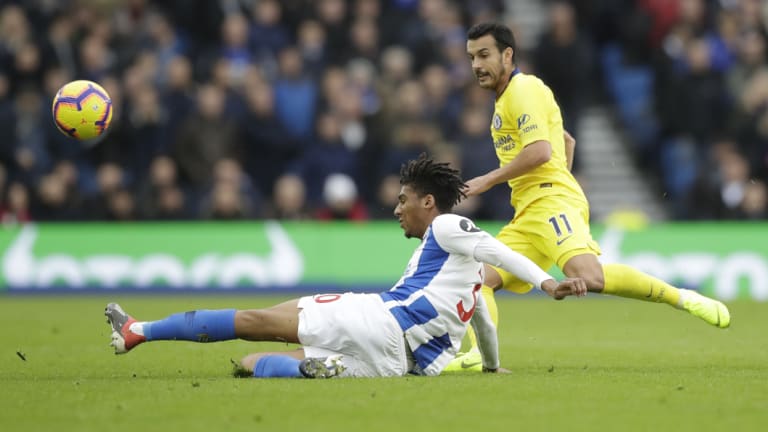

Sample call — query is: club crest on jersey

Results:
[492,113,502,130]
[459,218,480,233]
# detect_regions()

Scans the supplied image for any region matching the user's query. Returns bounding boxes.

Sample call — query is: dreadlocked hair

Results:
[400,153,467,213]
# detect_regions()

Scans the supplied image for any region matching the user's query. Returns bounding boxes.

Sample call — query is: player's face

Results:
[467,35,512,91]
[394,185,429,239]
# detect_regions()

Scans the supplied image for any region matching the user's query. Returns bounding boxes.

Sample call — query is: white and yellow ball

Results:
[51,80,113,140]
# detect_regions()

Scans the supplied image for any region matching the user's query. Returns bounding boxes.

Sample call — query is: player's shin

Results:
[253,355,303,378]
[602,264,681,307]
[141,309,237,342]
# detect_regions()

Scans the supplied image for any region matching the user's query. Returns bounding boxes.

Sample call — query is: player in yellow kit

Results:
[444,22,730,372]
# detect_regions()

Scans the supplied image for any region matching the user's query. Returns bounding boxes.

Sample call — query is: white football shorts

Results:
[297,292,409,377]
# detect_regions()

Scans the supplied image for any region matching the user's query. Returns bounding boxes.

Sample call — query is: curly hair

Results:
[399,153,467,213]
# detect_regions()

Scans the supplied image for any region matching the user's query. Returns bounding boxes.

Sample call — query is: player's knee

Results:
[240,353,260,371]
[583,270,604,290]
[565,266,604,290]
[483,266,503,290]
[234,309,269,334]
[563,255,605,290]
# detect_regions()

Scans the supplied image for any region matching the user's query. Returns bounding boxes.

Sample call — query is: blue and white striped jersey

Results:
[379,213,491,375]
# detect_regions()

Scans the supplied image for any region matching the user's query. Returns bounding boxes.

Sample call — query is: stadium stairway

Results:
[576,106,668,222]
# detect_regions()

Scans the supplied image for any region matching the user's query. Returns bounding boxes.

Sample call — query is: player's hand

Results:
[463,175,493,197]
[559,277,588,298]
[541,278,588,300]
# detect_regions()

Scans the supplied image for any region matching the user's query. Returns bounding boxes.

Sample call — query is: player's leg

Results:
[234,299,301,343]
[562,254,730,328]
[235,349,306,378]
[236,348,345,379]
[533,199,729,327]
[105,299,302,354]
[240,348,305,371]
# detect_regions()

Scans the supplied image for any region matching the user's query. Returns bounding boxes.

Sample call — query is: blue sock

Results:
[143,309,236,342]
[253,355,302,378]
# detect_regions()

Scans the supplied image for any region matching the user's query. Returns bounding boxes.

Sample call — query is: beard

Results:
[475,59,505,89]
[475,71,494,88]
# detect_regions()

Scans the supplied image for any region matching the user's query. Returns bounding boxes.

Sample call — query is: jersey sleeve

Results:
[508,79,551,146]
[430,214,491,257]
[470,293,500,370]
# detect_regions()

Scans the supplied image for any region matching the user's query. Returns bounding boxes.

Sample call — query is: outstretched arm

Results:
[431,214,587,299]
[469,293,500,372]
[473,235,587,298]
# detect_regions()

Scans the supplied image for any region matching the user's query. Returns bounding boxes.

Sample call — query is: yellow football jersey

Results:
[491,70,588,215]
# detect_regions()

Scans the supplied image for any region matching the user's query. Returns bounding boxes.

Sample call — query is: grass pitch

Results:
[1,295,766,432]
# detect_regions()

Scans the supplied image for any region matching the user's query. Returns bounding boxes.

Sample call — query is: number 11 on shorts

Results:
[548,213,572,237]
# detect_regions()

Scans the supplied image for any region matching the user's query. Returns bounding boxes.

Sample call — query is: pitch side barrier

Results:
[0,221,765,300]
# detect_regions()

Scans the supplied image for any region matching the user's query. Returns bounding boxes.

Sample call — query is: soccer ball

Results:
[51,80,113,140]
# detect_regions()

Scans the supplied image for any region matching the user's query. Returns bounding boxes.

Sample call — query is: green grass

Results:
[1,295,766,432]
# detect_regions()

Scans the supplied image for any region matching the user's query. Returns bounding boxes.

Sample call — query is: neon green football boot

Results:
[442,348,483,373]
[681,289,731,328]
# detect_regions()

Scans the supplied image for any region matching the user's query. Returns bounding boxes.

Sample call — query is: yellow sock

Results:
[602,263,681,307]
[466,285,499,349]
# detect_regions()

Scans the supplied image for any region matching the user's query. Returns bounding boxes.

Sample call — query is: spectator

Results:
[726,30,768,104]
[124,84,169,175]
[1,181,31,224]
[741,180,768,219]
[144,12,188,85]
[218,13,253,85]
[33,161,84,221]
[138,156,189,220]
[200,157,262,219]
[420,63,463,140]
[296,20,328,79]
[343,17,381,64]
[200,182,252,220]
[160,55,195,133]
[315,0,349,64]
[534,1,594,142]
[273,46,318,140]
[12,87,51,184]
[172,84,240,192]
[241,80,300,198]
[315,173,368,221]
[294,112,359,205]
[249,0,290,62]
[269,174,310,220]
[368,173,401,219]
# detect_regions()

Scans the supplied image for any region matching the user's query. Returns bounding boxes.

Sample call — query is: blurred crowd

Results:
[0,0,766,223]
[589,0,768,220]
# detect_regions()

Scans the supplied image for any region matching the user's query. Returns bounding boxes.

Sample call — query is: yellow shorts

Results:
[493,196,601,293]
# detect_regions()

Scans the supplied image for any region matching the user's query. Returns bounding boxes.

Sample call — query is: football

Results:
[51,80,113,140]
